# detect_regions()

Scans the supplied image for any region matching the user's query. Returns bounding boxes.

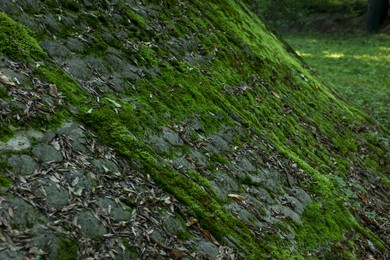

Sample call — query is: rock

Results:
[210,134,230,152]
[32,180,69,209]
[77,210,107,238]
[41,131,56,143]
[145,135,170,154]
[67,170,95,193]
[64,37,85,53]
[63,57,92,80]
[226,203,260,226]
[6,197,47,230]
[282,195,305,215]
[211,173,240,200]
[58,122,86,151]
[92,158,119,174]
[172,156,193,170]
[162,215,187,236]
[6,154,38,175]
[235,156,256,172]
[190,150,208,167]
[0,133,31,152]
[162,127,183,146]
[289,187,312,207]
[0,250,25,260]
[250,187,274,204]
[30,225,61,259]
[271,205,302,224]
[95,197,132,222]
[32,144,63,163]
[194,238,219,258]
[40,40,70,58]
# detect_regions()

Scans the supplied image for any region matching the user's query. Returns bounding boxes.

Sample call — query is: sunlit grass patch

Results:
[284,33,390,127]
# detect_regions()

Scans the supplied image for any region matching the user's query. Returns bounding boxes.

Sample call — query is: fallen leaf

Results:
[169,248,183,260]
[0,71,15,86]
[164,196,172,205]
[49,175,60,183]
[228,194,246,201]
[186,217,198,226]
[201,229,220,245]
[270,90,280,98]
[106,98,121,108]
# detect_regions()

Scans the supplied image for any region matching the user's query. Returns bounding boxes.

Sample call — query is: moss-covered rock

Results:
[0,0,388,259]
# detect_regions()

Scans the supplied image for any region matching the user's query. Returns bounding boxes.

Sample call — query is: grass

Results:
[284,33,390,127]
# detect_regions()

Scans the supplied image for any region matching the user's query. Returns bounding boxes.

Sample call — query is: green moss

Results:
[138,44,158,67]
[57,237,78,260]
[126,9,147,27]
[0,125,15,142]
[0,0,387,258]
[0,173,11,189]
[0,12,46,61]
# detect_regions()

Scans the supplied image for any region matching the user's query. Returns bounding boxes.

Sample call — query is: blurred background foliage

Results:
[244,0,367,32]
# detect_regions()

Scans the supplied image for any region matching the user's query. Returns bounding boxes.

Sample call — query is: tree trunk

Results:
[367,0,389,33]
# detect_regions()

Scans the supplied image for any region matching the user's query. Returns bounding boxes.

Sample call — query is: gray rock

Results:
[250,169,283,193]
[58,122,86,151]
[42,14,62,33]
[282,195,305,215]
[30,225,61,259]
[32,180,69,209]
[0,1,20,16]
[92,158,119,174]
[172,156,193,170]
[32,144,63,163]
[77,211,107,237]
[191,119,204,132]
[68,170,95,193]
[95,197,132,222]
[0,133,31,152]
[7,154,38,175]
[289,187,312,207]
[0,250,25,260]
[64,37,85,53]
[40,40,70,58]
[63,57,92,80]
[106,54,138,77]
[162,215,186,236]
[226,203,259,225]
[150,230,166,244]
[211,173,239,200]
[85,56,109,75]
[162,127,183,146]
[145,135,170,154]
[6,197,47,230]
[271,205,302,224]
[108,74,126,92]
[235,156,256,172]
[41,131,56,143]
[251,187,274,204]
[195,238,219,258]
[210,134,230,152]
[190,150,208,167]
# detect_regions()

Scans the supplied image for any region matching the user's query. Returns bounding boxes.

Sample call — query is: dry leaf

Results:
[8,207,14,219]
[186,217,198,226]
[228,194,246,201]
[49,175,60,183]
[169,248,183,260]
[0,72,15,86]
[201,229,220,245]
[164,196,172,205]
[270,90,280,98]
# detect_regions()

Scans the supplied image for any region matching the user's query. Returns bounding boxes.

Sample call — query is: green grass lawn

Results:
[284,33,390,128]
